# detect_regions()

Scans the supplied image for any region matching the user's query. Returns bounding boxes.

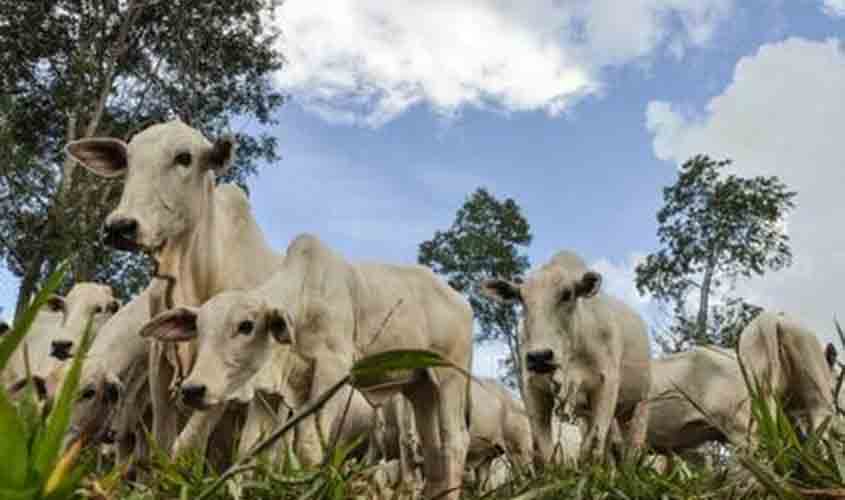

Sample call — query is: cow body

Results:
[647,346,750,452]
[738,311,835,435]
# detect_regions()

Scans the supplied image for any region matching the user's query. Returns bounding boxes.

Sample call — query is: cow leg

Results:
[172,403,226,458]
[297,359,351,466]
[393,395,422,485]
[434,369,470,500]
[149,341,180,453]
[239,397,281,461]
[406,372,445,499]
[581,371,620,463]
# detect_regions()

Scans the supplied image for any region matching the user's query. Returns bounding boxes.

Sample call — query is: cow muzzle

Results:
[51,340,74,361]
[103,217,140,252]
[180,383,209,410]
[526,349,557,374]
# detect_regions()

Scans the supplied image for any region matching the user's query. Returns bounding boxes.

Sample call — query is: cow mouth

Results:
[526,360,558,374]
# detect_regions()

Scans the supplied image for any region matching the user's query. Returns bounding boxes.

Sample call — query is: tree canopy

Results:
[418,187,532,390]
[0,0,287,315]
[636,155,795,348]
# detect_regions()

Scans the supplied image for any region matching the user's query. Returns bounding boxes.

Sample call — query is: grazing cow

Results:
[67,120,285,457]
[481,251,651,463]
[738,311,835,435]
[647,346,751,453]
[72,285,155,460]
[140,234,473,500]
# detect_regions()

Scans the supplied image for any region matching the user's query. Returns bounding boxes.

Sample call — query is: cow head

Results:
[65,120,237,255]
[482,260,601,380]
[139,292,293,409]
[49,283,120,361]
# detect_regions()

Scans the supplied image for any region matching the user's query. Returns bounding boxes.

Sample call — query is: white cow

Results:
[738,311,835,435]
[67,120,286,457]
[5,283,118,400]
[72,284,156,460]
[647,346,751,453]
[466,378,533,482]
[140,233,473,500]
[481,251,652,463]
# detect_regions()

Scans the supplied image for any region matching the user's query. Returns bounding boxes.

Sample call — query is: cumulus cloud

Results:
[590,253,651,315]
[274,0,733,126]
[822,0,845,17]
[646,37,845,346]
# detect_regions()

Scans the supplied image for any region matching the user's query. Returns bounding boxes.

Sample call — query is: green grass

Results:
[5,286,845,499]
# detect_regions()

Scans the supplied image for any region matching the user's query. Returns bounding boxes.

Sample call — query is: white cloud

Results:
[590,253,651,315]
[822,0,845,17]
[275,0,733,126]
[646,37,845,346]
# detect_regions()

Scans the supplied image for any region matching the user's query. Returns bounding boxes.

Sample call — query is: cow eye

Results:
[80,387,96,401]
[175,152,192,166]
[237,320,254,336]
[560,289,573,303]
[94,305,103,314]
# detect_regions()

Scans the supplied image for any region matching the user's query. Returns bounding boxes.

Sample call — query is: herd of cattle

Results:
[0,119,842,498]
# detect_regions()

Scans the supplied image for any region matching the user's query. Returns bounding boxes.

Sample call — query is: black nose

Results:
[181,384,207,408]
[526,349,556,374]
[103,218,139,250]
[51,340,73,360]
[103,381,121,404]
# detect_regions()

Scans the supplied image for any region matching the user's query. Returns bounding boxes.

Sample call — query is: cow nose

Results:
[103,218,139,249]
[181,384,207,407]
[51,340,74,360]
[526,349,556,374]
[103,381,121,404]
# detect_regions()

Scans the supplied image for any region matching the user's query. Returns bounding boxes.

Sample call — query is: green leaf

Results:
[0,485,39,500]
[350,349,454,390]
[0,261,69,371]
[0,391,29,489]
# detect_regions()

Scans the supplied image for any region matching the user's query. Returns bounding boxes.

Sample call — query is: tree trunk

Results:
[695,250,720,344]
[14,250,46,319]
[505,316,525,399]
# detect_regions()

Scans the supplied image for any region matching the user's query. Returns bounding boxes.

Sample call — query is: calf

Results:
[140,234,473,500]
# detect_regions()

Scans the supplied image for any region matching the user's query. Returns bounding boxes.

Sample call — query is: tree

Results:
[0,0,286,316]
[418,188,532,392]
[636,155,795,347]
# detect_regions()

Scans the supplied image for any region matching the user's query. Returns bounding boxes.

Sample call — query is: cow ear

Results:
[480,279,522,304]
[266,308,295,345]
[139,307,199,342]
[46,295,66,313]
[575,271,602,298]
[65,138,128,178]
[826,342,838,370]
[203,135,237,175]
[0,322,9,336]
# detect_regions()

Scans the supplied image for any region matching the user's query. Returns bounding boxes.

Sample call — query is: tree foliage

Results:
[636,155,795,347]
[0,0,287,315]
[418,188,532,390]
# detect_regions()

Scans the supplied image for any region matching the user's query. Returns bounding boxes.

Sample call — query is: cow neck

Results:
[153,181,280,313]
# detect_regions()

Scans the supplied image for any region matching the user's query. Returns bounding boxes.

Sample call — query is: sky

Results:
[2,0,844,379]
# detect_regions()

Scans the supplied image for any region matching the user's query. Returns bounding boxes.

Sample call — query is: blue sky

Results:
[3,0,845,378]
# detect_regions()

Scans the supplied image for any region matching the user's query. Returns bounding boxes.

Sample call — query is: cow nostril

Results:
[527,349,554,363]
[104,218,139,248]
[51,340,73,360]
[103,382,120,404]
[181,384,207,406]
